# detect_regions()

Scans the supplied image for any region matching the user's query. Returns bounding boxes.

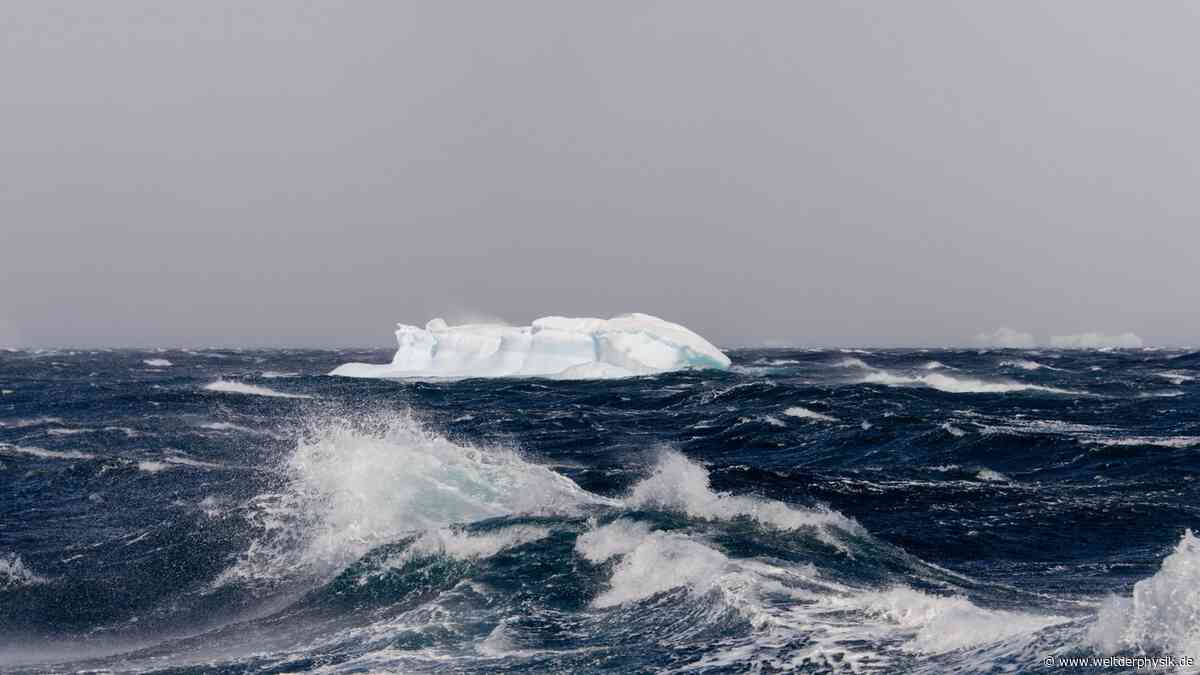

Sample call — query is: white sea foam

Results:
[624,450,859,547]
[975,418,1110,438]
[392,525,552,565]
[138,455,225,472]
[45,427,91,436]
[102,426,141,438]
[577,519,1066,670]
[833,357,871,369]
[198,421,283,439]
[0,554,47,590]
[861,370,1081,395]
[1138,390,1185,398]
[1155,372,1196,386]
[941,423,966,438]
[577,522,731,607]
[137,461,171,473]
[143,358,173,367]
[1090,530,1200,660]
[783,406,838,423]
[972,417,1196,449]
[204,380,311,399]
[575,519,654,563]
[261,371,300,379]
[851,587,1067,654]
[999,359,1062,372]
[1097,436,1200,449]
[0,443,94,460]
[0,417,63,429]
[217,413,610,586]
[921,361,949,370]
[975,468,1009,483]
[200,422,258,433]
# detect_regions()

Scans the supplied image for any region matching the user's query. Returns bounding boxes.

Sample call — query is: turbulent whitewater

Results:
[3,346,1199,673]
[330,313,731,379]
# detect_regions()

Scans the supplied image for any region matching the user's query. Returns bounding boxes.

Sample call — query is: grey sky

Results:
[2,2,1197,348]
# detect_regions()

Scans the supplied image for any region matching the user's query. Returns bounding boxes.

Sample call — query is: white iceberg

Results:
[330,313,731,380]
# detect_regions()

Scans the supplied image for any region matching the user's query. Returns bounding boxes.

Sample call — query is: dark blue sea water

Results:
[2,348,1199,673]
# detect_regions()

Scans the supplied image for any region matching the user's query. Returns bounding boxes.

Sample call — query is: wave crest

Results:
[624,450,859,547]
[217,412,606,588]
[1090,530,1200,660]
[0,553,47,590]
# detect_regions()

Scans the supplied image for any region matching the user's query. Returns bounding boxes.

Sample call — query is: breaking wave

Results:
[178,414,1101,673]
[0,554,46,590]
[1090,530,1200,658]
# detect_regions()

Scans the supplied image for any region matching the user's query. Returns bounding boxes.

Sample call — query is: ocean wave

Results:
[624,450,860,548]
[199,421,259,433]
[783,406,839,422]
[1154,371,1195,386]
[1096,436,1200,449]
[198,421,285,439]
[137,455,225,472]
[941,423,966,438]
[204,380,311,399]
[975,468,1009,483]
[974,418,1111,437]
[261,371,300,379]
[0,416,63,429]
[861,370,1082,395]
[970,417,1198,450]
[834,358,1083,396]
[356,524,555,587]
[0,443,95,461]
[1090,529,1200,659]
[143,358,173,367]
[0,553,47,590]
[1137,390,1185,398]
[577,520,733,608]
[576,517,1069,672]
[999,359,1064,372]
[44,427,92,436]
[849,586,1067,654]
[216,412,609,588]
[216,416,860,605]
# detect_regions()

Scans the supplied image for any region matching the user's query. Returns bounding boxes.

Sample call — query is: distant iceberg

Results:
[330,313,731,380]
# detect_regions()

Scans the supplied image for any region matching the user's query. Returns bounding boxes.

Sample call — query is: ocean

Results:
[2,347,1198,673]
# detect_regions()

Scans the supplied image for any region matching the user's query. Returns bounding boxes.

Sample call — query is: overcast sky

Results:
[2,2,1197,348]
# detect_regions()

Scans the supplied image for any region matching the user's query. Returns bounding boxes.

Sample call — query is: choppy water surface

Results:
[2,348,1199,673]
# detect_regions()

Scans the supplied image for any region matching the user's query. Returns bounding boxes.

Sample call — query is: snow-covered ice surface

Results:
[330,313,731,380]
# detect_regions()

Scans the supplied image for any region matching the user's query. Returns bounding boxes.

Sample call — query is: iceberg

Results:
[330,313,731,380]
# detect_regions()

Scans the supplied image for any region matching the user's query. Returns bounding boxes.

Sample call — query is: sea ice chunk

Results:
[330,313,730,380]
